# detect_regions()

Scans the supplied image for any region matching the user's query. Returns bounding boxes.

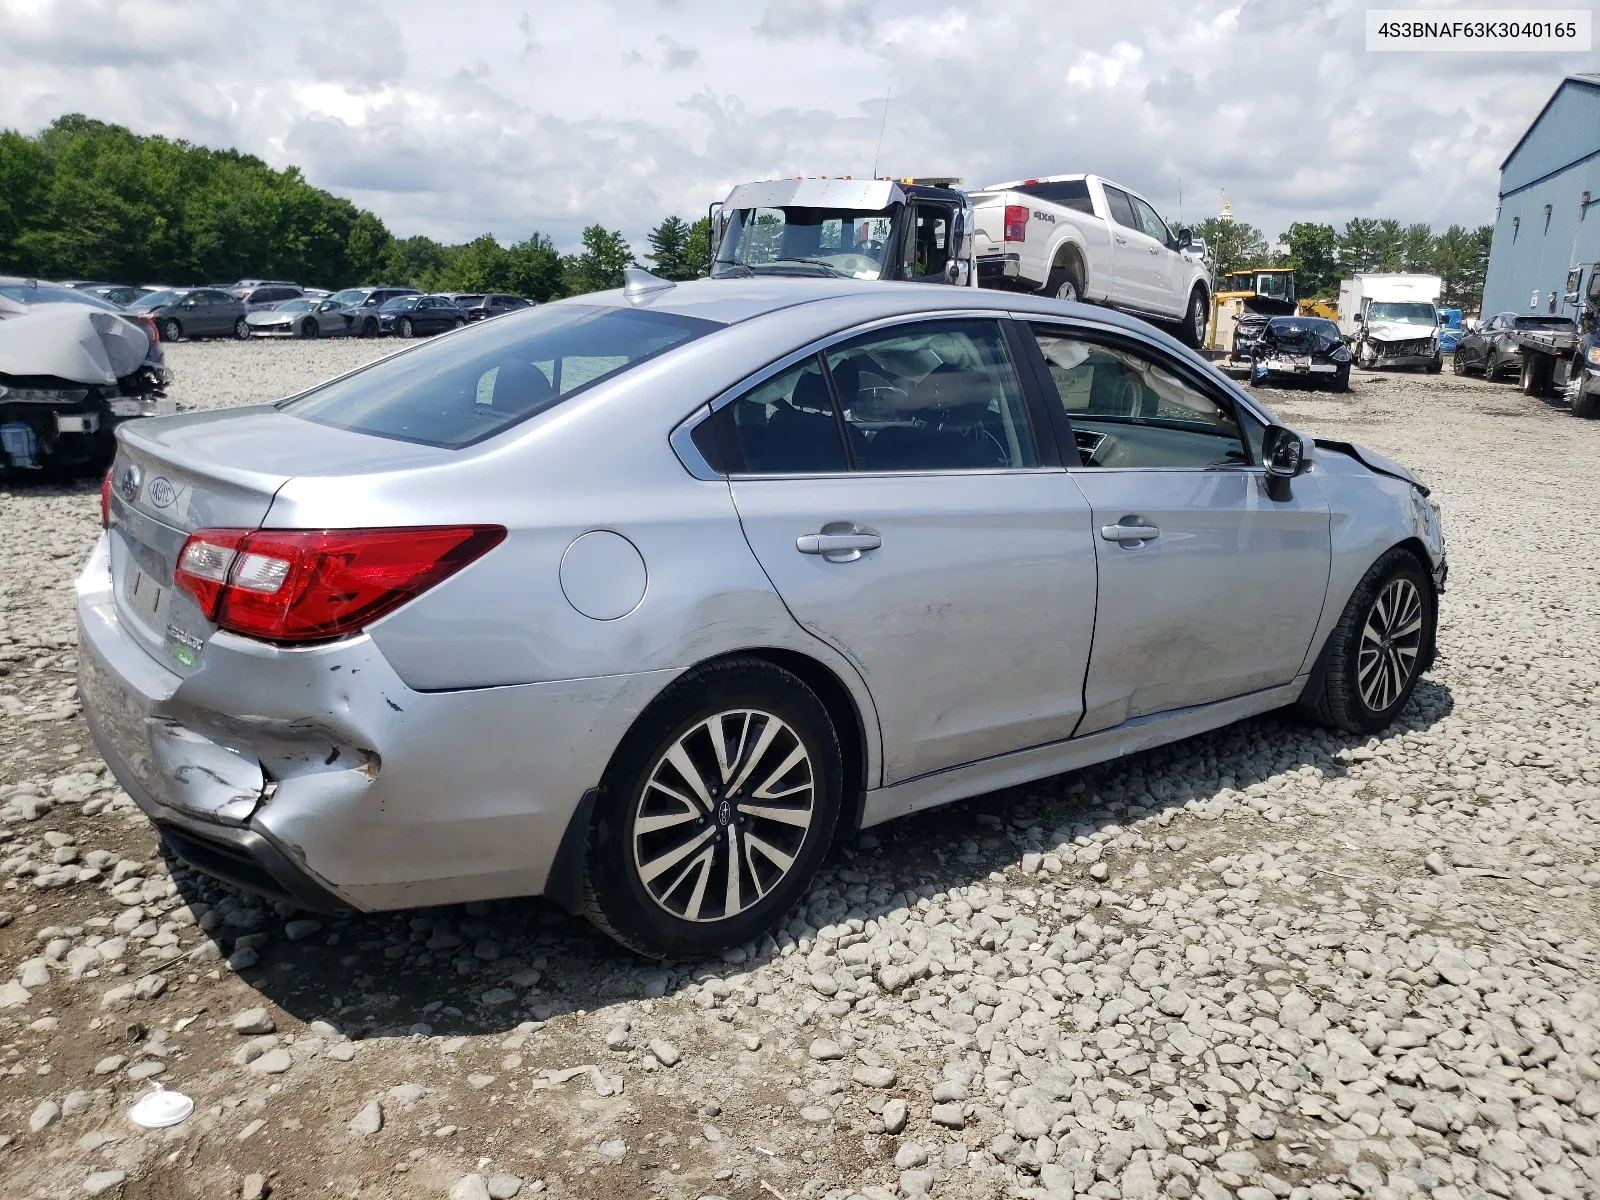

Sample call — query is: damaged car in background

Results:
[1249,315,1351,392]
[0,279,172,473]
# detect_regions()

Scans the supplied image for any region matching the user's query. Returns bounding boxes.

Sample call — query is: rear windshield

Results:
[1012,179,1093,213]
[285,304,718,448]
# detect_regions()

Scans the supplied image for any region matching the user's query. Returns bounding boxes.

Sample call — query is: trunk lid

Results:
[107,404,448,672]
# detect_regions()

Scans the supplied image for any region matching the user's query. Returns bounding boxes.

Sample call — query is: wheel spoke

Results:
[634,808,699,836]
[724,825,743,917]
[738,802,812,828]
[751,744,809,800]
[745,832,795,874]
[725,716,782,796]
[638,824,716,885]
[708,712,749,784]
[664,742,715,811]
[676,846,716,921]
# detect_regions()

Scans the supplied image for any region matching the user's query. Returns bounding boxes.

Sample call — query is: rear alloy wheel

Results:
[1301,548,1434,734]
[399,317,415,339]
[160,318,182,343]
[1179,288,1208,349]
[584,657,841,958]
[1045,264,1083,304]
[233,317,250,340]
[453,317,466,329]
[300,318,318,339]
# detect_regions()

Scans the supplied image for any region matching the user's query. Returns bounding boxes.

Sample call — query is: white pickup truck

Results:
[970,175,1212,347]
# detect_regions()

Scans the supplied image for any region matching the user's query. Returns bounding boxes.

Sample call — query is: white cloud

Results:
[0,0,1590,254]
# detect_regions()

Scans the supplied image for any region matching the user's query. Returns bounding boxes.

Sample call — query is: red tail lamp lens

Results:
[100,469,113,529]
[1004,205,1028,242]
[174,525,505,643]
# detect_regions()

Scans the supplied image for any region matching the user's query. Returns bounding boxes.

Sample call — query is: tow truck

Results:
[709,177,975,285]
[1509,262,1600,416]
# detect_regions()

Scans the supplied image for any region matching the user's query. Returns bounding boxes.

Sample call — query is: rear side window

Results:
[1013,179,1093,214]
[1102,186,1140,231]
[710,356,848,474]
[287,305,718,448]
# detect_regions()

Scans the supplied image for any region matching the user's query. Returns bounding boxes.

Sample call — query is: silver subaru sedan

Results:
[78,276,1446,958]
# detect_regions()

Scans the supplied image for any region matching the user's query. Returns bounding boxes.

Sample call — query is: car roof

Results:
[551,276,1197,344]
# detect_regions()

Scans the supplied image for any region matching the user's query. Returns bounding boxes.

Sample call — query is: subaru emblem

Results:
[148,476,176,508]
[117,463,143,502]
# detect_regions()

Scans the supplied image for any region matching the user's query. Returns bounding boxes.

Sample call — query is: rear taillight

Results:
[100,469,113,529]
[174,525,506,643]
[136,315,159,346]
[1004,205,1028,242]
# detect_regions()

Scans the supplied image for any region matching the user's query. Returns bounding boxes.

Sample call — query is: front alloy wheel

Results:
[584,657,841,958]
[234,317,250,340]
[399,317,415,339]
[1357,577,1424,714]
[633,710,815,924]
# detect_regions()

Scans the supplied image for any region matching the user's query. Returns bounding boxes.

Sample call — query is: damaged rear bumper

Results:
[75,533,676,912]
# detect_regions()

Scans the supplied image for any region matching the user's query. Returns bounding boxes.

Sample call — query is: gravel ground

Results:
[1,343,1597,1200]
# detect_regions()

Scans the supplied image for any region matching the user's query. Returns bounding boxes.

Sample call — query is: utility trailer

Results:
[1510,262,1600,417]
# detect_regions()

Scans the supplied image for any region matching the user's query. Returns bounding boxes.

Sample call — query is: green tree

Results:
[1280,222,1339,299]
[647,215,695,280]
[563,224,634,295]
[1195,217,1268,277]
[1399,223,1435,273]
[345,211,392,284]
[501,233,565,301]
[1432,223,1493,311]
[684,216,713,278]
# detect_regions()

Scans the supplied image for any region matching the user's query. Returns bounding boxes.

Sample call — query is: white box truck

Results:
[1337,273,1444,372]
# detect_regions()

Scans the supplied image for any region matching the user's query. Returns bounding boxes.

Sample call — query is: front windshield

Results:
[1255,273,1295,302]
[380,297,419,312]
[713,205,895,280]
[276,299,313,312]
[329,289,368,307]
[1367,302,1437,325]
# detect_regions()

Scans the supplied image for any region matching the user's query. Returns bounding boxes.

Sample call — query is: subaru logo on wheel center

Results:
[716,800,732,826]
[116,463,142,502]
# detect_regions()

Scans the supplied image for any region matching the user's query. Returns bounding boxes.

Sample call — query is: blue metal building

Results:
[1481,73,1600,319]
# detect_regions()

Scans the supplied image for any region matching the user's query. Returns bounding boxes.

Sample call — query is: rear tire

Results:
[1520,352,1552,397]
[1178,287,1208,348]
[1300,548,1434,735]
[583,657,842,959]
[1045,264,1084,304]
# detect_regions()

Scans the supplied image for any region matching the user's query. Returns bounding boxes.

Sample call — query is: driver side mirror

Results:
[1262,425,1313,478]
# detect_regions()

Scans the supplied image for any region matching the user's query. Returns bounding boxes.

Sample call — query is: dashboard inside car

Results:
[1071,418,1246,468]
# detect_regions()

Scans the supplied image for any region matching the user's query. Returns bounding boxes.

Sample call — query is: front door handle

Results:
[1114,236,1127,245]
[1100,522,1160,544]
[797,529,881,561]
[1148,246,1161,255]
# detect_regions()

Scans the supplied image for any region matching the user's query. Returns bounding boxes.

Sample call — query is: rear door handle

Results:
[797,530,881,561]
[1100,522,1160,544]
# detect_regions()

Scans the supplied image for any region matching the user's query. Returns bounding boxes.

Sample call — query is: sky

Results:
[1,0,1596,253]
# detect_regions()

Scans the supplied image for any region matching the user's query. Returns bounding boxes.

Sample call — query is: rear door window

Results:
[708,355,848,474]
[1102,186,1140,231]
[828,319,1038,472]
[287,305,718,448]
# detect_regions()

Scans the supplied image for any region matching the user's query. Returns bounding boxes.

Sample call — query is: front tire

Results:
[1179,287,1208,349]
[1330,364,1351,392]
[583,657,842,959]
[234,317,250,340]
[300,319,318,339]
[1425,351,1442,374]
[1301,548,1434,734]
[399,317,415,339]
[362,318,378,338]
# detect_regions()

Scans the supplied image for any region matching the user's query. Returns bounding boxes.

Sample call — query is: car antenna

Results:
[871,85,892,179]
[622,267,675,300]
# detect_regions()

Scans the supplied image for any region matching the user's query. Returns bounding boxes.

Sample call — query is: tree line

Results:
[2,115,1497,311]
[1192,214,1495,310]
[0,115,710,299]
